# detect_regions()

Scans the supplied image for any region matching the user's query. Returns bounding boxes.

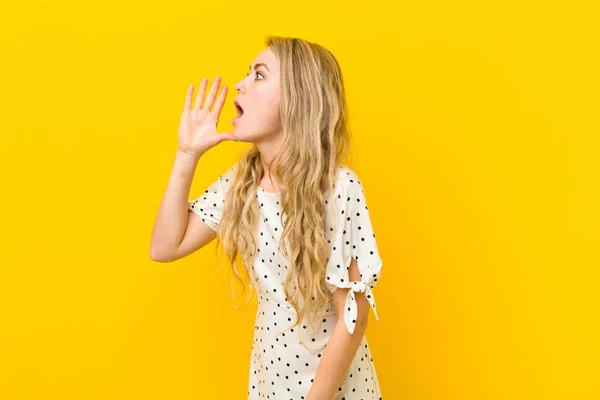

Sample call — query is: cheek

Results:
[247,86,280,121]
[256,95,280,119]
[266,92,281,117]
[260,85,280,106]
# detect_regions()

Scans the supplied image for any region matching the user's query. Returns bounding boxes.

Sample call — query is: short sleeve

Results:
[325,169,383,334]
[187,164,237,232]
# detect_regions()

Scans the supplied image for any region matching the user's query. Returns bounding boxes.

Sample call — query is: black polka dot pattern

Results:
[188,165,237,231]
[324,170,383,335]
[248,295,383,399]
[190,164,383,399]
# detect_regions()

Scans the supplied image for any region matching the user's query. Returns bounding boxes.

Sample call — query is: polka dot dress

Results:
[188,164,384,399]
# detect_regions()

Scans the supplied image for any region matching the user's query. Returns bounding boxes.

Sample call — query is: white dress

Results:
[188,163,384,400]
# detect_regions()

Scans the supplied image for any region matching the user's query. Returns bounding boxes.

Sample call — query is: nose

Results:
[234,79,244,94]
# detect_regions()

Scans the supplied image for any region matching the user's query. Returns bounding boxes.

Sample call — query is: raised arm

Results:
[149,76,235,262]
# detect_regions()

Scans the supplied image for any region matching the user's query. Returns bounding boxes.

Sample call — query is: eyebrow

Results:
[249,62,270,72]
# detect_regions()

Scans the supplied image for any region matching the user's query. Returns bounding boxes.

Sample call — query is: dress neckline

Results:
[258,186,280,195]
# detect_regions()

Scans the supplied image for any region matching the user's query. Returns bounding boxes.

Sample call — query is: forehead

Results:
[251,47,278,73]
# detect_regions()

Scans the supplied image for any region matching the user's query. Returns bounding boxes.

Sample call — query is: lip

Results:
[234,98,244,113]
[232,98,244,123]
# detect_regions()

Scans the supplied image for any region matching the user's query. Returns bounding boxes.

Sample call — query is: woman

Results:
[150,35,384,400]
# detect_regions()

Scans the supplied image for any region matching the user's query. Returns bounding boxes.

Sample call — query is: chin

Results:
[232,127,260,144]
[233,122,281,144]
[231,129,253,144]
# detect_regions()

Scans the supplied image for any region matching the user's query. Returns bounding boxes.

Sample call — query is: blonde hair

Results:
[214,35,357,349]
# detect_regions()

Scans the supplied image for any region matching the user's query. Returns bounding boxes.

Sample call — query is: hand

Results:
[178,76,236,158]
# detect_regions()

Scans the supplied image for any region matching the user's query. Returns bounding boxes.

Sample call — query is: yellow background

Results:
[1,0,598,398]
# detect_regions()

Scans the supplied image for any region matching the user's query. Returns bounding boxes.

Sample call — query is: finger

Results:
[194,78,208,111]
[203,76,221,111]
[212,85,228,118]
[218,132,236,143]
[183,84,194,114]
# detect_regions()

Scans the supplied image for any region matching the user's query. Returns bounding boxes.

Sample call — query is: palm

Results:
[178,76,235,157]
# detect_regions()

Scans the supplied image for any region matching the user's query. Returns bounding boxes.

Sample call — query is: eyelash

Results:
[246,71,264,80]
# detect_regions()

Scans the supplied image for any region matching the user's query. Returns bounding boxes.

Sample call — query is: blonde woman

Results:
[150,36,384,400]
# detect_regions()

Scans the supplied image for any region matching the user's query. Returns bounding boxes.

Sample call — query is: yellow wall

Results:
[1,0,598,398]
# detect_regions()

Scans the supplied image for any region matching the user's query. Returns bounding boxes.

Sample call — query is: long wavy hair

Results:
[214,35,357,349]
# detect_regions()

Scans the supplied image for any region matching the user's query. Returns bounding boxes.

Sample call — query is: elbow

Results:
[355,314,368,333]
[149,246,173,262]
[341,314,367,336]
[347,307,369,336]
[354,295,370,332]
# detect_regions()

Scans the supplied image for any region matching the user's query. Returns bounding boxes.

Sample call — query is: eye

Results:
[245,71,265,81]
[246,71,264,79]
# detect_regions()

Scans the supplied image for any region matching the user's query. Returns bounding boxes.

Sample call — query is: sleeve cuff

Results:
[340,280,379,334]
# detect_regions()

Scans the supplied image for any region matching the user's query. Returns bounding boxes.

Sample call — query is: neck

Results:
[255,133,284,190]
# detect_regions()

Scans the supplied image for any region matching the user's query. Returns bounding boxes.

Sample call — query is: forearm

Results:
[306,319,367,400]
[150,149,201,258]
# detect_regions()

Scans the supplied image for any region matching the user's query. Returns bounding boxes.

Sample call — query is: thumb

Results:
[219,132,237,142]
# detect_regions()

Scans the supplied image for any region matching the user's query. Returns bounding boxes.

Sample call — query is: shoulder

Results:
[332,164,364,195]
[221,161,239,178]
[336,164,361,182]
[204,162,238,195]
[216,162,239,184]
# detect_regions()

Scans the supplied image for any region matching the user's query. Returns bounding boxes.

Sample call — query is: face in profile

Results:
[232,47,282,143]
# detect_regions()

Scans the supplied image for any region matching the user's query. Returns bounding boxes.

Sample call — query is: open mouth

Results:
[235,102,244,117]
